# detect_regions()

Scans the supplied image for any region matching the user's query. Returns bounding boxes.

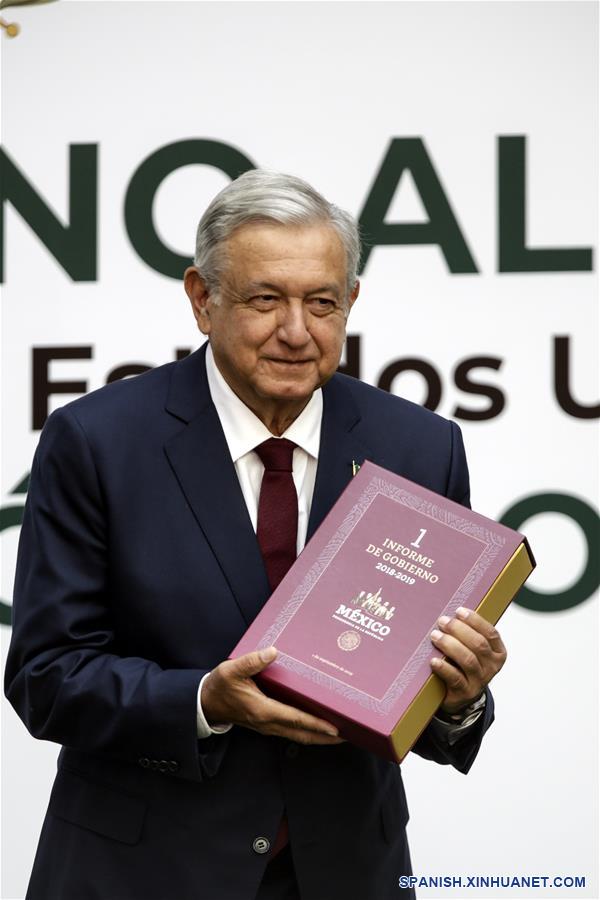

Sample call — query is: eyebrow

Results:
[244,282,341,299]
[306,284,342,299]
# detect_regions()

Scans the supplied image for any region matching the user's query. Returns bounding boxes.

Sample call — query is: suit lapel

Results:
[306,377,372,542]
[164,347,270,626]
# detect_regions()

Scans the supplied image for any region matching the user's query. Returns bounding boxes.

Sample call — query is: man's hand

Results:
[430,607,507,714]
[202,647,344,745]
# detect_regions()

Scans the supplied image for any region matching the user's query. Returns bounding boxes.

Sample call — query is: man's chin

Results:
[256,376,319,403]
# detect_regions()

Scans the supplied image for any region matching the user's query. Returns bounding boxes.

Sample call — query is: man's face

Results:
[185,221,359,430]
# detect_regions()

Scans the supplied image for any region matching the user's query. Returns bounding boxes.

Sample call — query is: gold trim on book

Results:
[391,542,534,762]
[391,670,445,762]
[474,542,534,625]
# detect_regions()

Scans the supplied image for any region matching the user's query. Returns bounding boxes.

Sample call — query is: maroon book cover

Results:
[231,461,534,761]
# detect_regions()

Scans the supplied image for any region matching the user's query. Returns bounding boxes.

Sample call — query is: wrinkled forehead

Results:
[218,221,349,288]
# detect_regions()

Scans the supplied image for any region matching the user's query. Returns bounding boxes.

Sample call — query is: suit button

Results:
[150,759,159,771]
[158,760,169,773]
[168,760,179,773]
[138,757,150,769]
[285,743,299,759]
[253,837,270,855]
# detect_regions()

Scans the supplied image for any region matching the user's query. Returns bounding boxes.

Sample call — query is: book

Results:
[231,461,535,762]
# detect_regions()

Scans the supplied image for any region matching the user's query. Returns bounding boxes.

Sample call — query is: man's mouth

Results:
[267,358,314,366]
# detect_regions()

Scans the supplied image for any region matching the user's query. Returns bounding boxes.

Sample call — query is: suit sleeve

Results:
[410,419,495,774]
[4,406,229,783]
[445,419,471,507]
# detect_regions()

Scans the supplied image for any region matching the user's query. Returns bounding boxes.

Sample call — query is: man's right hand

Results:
[201,647,343,745]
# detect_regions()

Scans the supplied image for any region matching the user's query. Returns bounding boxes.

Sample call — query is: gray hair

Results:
[193,170,361,301]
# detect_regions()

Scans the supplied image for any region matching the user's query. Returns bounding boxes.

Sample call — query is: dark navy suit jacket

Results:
[5,344,493,900]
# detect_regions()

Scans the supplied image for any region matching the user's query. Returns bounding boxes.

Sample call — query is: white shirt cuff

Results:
[196,672,233,739]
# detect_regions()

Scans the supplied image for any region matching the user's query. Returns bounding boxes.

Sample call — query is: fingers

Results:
[455,608,507,657]
[205,649,343,745]
[247,705,343,744]
[243,692,341,742]
[433,608,506,667]
[430,621,487,681]
[269,730,344,746]
[431,628,484,680]
[429,607,507,710]
[202,651,278,727]
[228,646,278,679]
[430,655,469,694]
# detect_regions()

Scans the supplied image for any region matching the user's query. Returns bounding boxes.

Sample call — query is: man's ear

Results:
[347,279,360,314]
[184,267,212,335]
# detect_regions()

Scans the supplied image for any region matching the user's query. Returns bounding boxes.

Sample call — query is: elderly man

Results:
[6,171,506,900]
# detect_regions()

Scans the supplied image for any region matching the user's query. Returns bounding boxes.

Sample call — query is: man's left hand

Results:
[430,607,507,714]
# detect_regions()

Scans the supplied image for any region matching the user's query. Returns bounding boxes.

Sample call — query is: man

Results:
[6,171,506,900]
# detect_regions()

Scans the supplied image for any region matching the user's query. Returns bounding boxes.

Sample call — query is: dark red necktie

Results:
[254,438,298,592]
[254,437,298,856]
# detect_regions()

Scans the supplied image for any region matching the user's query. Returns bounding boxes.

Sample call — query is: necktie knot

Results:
[254,438,297,473]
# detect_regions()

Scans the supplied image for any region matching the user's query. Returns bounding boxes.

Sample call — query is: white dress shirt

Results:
[196,344,485,740]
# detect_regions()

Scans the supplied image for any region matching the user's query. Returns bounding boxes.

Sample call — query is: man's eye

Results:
[309,298,336,312]
[245,294,279,309]
[252,294,278,304]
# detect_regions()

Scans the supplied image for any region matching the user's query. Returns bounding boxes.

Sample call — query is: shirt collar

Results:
[205,343,323,463]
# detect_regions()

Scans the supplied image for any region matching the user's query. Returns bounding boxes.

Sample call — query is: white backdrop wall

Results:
[1,2,598,898]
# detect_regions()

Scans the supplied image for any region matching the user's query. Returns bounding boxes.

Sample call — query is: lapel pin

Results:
[351,460,361,477]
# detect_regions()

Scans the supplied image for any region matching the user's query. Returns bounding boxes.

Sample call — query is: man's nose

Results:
[276,300,311,347]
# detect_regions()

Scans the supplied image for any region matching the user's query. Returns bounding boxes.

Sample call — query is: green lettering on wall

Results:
[0,145,97,282]
[0,475,30,627]
[498,136,593,272]
[500,492,599,612]
[124,140,255,279]
[358,138,478,274]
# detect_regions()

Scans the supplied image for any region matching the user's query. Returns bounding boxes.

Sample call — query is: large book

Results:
[231,461,535,762]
